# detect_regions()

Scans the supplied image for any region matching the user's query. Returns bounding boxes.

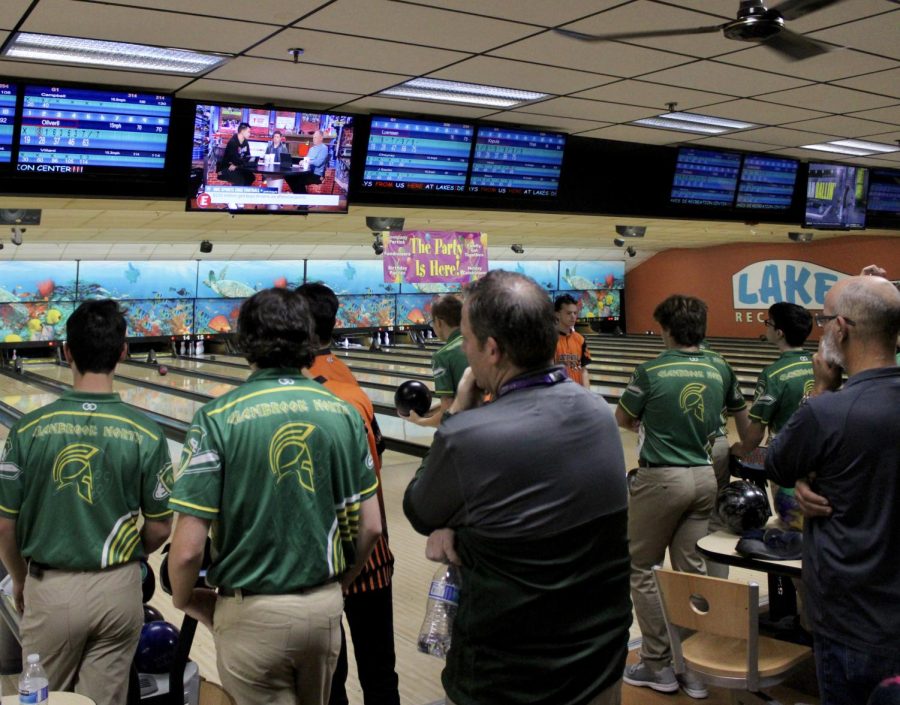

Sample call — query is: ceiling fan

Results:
[554,0,849,60]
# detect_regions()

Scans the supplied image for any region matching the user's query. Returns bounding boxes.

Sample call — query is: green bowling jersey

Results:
[170,368,378,593]
[432,329,468,398]
[701,346,728,438]
[619,349,746,466]
[748,349,814,435]
[0,391,173,571]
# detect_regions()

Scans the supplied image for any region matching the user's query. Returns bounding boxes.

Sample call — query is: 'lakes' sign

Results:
[732,260,848,311]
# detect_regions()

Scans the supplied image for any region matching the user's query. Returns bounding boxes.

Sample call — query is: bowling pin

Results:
[197,338,204,356]
[179,341,185,356]
[11,349,16,361]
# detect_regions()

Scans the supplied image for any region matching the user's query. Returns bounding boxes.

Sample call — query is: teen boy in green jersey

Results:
[167,288,382,705]
[616,295,748,699]
[0,300,173,705]
[408,294,467,428]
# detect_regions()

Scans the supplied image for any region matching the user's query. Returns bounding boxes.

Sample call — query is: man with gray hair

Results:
[404,270,631,705]
[767,272,900,705]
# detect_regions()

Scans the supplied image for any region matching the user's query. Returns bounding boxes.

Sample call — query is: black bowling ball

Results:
[716,480,771,535]
[143,605,164,624]
[394,380,432,417]
[140,559,156,603]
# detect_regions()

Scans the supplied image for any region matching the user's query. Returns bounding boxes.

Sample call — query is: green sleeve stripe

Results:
[644,360,718,373]
[18,411,159,440]
[748,411,770,423]
[0,504,19,515]
[207,385,348,417]
[169,498,220,514]
[768,360,812,377]
[618,399,639,418]
[143,509,174,519]
[360,478,379,497]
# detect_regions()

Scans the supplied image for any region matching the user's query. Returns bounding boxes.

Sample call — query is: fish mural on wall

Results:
[558,261,625,291]
[195,299,244,334]
[120,299,193,337]
[77,261,197,301]
[0,301,74,342]
[334,295,395,329]
[396,294,438,326]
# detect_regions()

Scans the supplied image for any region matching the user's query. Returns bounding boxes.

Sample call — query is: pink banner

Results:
[384,231,489,284]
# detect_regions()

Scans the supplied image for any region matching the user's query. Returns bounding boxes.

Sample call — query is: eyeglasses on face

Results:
[763,319,776,328]
[814,313,856,328]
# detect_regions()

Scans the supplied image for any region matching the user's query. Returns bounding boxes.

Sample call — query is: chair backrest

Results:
[654,566,756,641]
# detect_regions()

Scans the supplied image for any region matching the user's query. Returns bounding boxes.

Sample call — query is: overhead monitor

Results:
[362,115,474,193]
[0,83,16,164]
[468,126,565,197]
[735,155,799,210]
[804,162,868,229]
[188,103,354,214]
[866,168,900,216]
[17,84,171,173]
[670,147,741,207]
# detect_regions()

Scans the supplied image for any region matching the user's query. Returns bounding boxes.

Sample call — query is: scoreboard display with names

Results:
[362,116,474,192]
[670,148,742,206]
[469,127,565,197]
[17,85,171,172]
[736,155,798,209]
[0,84,16,164]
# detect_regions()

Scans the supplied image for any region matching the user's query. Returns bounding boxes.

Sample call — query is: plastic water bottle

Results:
[18,653,49,704]
[417,564,460,658]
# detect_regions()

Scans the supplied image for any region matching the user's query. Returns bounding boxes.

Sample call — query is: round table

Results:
[1,694,95,704]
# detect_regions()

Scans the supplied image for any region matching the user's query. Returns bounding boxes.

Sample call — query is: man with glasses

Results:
[766,272,900,705]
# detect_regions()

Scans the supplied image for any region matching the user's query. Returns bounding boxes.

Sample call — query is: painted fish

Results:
[45,308,63,325]
[407,308,426,324]
[562,267,595,291]
[273,276,288,289]
[37,280,55,298]
[203,267,257,298]
[169,287,192,296]
[207,315,232,333]
[124,262,141,284]
[344,262,356,280]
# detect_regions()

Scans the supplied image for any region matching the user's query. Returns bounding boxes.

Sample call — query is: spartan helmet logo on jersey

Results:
[269,422,316,492]
[154,462,174,501]
[803,379,815,396]
[679,383,707,422]
[53,444,101,504]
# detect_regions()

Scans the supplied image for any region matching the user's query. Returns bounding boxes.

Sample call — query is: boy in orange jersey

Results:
[554,294,591,389]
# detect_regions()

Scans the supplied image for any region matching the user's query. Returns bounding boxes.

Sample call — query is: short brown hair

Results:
[653,295,707,347]
[431,295,462,327]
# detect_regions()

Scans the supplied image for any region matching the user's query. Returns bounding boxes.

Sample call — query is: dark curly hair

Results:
[653,294,707,347]
[66,299,127,374]
[236,288,315,369]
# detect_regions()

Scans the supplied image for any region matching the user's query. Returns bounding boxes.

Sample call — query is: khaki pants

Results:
[22,562,143,705]
[214,582,343,705]
[447,679,622,705]
[706,435,731,577]
[628,465,717,669]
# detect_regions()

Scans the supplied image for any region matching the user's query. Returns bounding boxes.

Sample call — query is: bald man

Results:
[766,273,900,705]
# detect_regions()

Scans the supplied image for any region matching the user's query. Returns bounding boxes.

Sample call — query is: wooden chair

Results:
[653,566,812,705]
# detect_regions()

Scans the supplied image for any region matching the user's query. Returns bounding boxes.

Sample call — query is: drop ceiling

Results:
[0,0,898,265]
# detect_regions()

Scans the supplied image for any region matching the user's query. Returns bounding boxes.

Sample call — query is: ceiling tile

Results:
[82,0,319,24]
[397,0,626,27]
[731,126,836,147]
[512,97,657,123]
[643,60,811,96]
[811,10,900,61]
[756,83,897,113]
[834,67,900,100]
[784,115,899,138]
[696,98,829,127]
[0,60,189,92]
[21,0,275,54]
[336,96,497,120]
[430,56,616,96]
[248,29,471,76]
[299,0,537,53]
[0,1,34,30]
[203,57,404,95]
[574,124,688,145]
[861,128,900,144]
[718,45,898,82]
[490,31,692,77]
[178,80,360,110]
[685,136,782,152]
[571,79,732,110]
[847,104,900,124]
[557,1,747,59]
[481,112,609,134]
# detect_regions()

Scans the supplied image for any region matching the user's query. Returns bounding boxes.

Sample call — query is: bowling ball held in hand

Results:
[395,380,432,417]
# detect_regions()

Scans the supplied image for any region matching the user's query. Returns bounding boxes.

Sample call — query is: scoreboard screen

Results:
[17,85,171,172]
[736,155,798,210]
[468,127,565,197]
[0,84,17,164]
[670,147,741,207]
[362,116,474,193]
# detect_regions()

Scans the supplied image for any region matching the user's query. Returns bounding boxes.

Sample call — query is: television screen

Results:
[468,126,565,197]
[362,115,474,193]
[735,155,798,210]
[16,84,171,173]
[866,168,900,215]
[188,103,354,214]
[670,147,741,206]
[804,163,868,229]
[0,83,16,164]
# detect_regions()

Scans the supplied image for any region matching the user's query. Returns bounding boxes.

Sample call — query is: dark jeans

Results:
[815,634,900,705]
[284,171,322,194]
[329,584,400,705]
[218,167,254,186]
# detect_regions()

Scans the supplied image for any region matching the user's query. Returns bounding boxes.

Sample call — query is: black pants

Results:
[284,171,323,194]
[329,584,400,705]
[219,167,254,186]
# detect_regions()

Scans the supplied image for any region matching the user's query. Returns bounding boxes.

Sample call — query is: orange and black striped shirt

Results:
[555,330,591,386]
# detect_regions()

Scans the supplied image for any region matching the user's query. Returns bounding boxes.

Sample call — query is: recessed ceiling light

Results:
[828,139,899,154]
[378,78,548,108]
[801,142,879,156]
[2,32,228,75]
[631,111,758,135]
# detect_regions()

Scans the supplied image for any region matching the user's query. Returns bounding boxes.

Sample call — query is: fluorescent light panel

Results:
[378,77,548,108]
[828,139,899,154]
[632,111,758,135]
[660,112,757,130]
[801,142,880,156]
[3,32,227,75]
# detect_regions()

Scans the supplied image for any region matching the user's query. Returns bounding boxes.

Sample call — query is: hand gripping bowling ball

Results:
[140,559,156,603]
[394,380,432,417]
[716,480,771,535]
[135,620,180,674]
[143,605,164,623]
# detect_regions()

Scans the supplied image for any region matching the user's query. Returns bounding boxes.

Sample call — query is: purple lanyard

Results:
[497,368,569,398]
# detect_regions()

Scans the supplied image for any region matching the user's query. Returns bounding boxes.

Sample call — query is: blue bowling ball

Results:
[135,620,180,674]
